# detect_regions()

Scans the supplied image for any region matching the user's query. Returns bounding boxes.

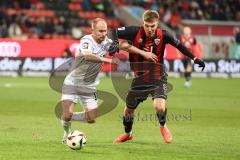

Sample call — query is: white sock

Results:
[71,112,86,122]
[61,120,71,136]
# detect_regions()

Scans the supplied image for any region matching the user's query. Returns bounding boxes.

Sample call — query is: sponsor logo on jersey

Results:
[82,42,89,49]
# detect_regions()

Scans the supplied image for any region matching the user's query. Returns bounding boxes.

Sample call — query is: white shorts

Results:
[61,93,98,110]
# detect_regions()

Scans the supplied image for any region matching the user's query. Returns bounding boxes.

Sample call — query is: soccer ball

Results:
[66,130,87,150]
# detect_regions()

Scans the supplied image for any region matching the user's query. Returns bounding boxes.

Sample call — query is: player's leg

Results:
[183,59,189,85]
[84,108,97,123]
[183,59,192,88]
[72,93,98,123]
[153,98,172,143]
[152,77,172,143]
[61,95,77,143]
[123,107,135,134]
[153,98,167,126]
[114,107,135,143]
[114,88,147,143]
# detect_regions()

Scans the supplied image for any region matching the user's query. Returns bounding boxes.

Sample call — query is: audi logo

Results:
[0,42,21,57]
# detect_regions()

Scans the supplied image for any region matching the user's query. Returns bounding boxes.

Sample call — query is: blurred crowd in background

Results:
[0,0,239,39]
[0,0,239,59]
[126,0,240,30]
[0,0,120,39]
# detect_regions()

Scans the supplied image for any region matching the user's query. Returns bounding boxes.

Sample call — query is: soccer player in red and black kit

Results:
[111,10,205,143]
[181,26,197,88]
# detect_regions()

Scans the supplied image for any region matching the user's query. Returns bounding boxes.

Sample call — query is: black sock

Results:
[184,72,191,81]
[156,108,167,126]
[123,116,134,134]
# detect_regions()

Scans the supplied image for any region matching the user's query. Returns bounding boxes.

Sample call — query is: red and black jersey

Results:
[132,27,164,64]
[181,34,196,58]
[112,26,195,80]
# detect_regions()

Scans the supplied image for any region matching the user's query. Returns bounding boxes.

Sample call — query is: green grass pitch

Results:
[0,76,239,160]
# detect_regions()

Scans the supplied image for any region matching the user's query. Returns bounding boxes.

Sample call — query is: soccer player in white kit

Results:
[61,18,158,143]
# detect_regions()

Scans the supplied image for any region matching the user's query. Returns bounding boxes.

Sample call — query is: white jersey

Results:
[64,34,112,90]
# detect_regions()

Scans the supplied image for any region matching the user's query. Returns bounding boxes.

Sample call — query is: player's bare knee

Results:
[154,103,165,113]
[153,98,166,113]
[155,106,165,113]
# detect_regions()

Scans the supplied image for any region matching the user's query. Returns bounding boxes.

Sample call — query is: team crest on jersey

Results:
[139,38,143,43]
[82,42,89,49]
[154,39,160,45]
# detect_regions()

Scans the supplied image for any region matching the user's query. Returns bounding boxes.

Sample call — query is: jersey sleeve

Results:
[112,26,139,41]
[163,30,195,59]
[163,30,181,47]
[76,38,94,57]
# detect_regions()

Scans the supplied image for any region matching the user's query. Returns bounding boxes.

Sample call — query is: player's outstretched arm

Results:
[176,43,205,70]
[79,50,101,62]
[98,57,120,64]
[109,27,157,63]
[164,31,205,71]
[193,57,205,71]
[119,41,158,63]
[80,50,119,64]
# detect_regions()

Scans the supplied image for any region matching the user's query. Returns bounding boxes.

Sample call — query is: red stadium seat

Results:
[36,2,45,9]
[52,34,60,39]
[65,35,73,40]
[43,34,52,39]
[68,3,75,11]
[79,11,92,19]
[75,4,82,11]
[69,3,82,11]
[45,10,55,17]
[6,9,16,16]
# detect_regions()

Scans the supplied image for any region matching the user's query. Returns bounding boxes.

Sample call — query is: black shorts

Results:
[126,76,168,109]
[182,58,192,69]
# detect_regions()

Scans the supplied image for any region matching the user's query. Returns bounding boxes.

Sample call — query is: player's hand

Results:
[194,58,205,71]
[142,52,158,63]
[108,41,119,56]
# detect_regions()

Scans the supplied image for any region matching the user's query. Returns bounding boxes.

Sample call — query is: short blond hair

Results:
[91,18,107,29]
[142,10,159,22]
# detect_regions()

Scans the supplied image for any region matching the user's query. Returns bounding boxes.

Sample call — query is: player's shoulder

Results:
[162,29,169,35]
[161,29,175,39]
[80,34,94,44]
[117,26,140,32]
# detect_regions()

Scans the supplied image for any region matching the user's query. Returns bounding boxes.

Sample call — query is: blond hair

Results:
[142,10,159,22]
[91,18,107,29]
